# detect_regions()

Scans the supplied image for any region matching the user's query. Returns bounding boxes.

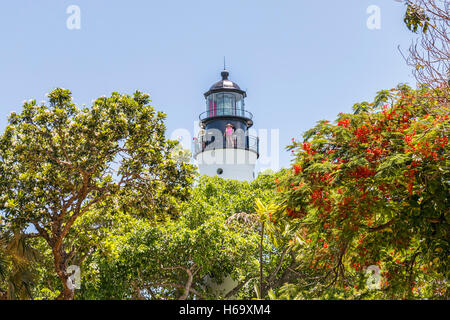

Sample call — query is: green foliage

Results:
[0,230,40,299]
[0,88,195,299]
[66,173,285,300]
[404,2,431,33]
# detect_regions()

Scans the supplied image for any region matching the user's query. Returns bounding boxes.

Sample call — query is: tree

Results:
[0,227,40,300]
[278,84,449,299]
[0,88,195,299]
[86,205,255,300]
[69,173,292,300]
[401,0,449,88]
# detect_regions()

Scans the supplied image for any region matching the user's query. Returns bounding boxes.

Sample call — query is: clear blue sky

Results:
[0,0,418,171]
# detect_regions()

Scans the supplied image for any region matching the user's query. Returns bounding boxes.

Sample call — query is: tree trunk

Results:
[53,243,74,300]
[259,221,264,298]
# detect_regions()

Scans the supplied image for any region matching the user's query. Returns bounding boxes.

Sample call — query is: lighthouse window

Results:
[206,93,244,117]
[217,168,223,175]
[224,94,234,114]
[236,95,245,116]
[216,94,224,115]
[207,95,217,117]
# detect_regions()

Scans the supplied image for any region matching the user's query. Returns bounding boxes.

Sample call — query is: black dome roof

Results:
[204,70,247,98]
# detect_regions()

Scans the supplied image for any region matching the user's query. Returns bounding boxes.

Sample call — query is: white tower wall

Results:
[194,148,257,181]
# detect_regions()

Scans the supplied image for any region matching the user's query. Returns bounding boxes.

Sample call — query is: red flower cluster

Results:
[416,141,438,160]
[436,136,448,149]
[311,189,323,202]
[337,118,350,127]
[319,173,333,184]
[286,208,304,219]
[349,166,376,180]
[268,212,276,223]
[352,262,362,271]
[293,164,302,175]
[302,142,316,155]
[404,133,414,148]
[353,125,370,143]
[366,147,383,160]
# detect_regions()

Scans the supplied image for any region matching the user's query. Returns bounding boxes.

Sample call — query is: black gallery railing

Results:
[193,134,259,156]
[199,108,254,121]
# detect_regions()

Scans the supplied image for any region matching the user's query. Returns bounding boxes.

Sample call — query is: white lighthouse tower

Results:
[193,69,259,181]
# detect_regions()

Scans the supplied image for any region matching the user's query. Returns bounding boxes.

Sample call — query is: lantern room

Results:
[195,69,258,157]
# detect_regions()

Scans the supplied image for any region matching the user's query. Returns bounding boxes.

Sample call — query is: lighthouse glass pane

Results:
[207,95,217,117]
[223,93,235,115]
[216,94,224,115]
[236,95,245,116]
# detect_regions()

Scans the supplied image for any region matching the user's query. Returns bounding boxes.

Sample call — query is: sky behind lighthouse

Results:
[0,0,417,171]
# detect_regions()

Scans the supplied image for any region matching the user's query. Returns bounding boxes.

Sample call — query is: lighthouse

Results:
[193,69,259,181]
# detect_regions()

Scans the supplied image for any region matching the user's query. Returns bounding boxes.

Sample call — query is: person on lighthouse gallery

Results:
[224,123,234,148]
[198,124,206,151]
[193,136,199,154]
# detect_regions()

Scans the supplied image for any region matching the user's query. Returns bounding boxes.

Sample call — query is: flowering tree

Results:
[278,84,449,299]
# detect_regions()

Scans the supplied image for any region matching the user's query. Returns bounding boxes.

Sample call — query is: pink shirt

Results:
[225,127,233,135]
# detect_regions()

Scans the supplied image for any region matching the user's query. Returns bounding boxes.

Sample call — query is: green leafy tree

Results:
[0,88,195,299]
[88,207,255,299]
[70,173,292,300]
